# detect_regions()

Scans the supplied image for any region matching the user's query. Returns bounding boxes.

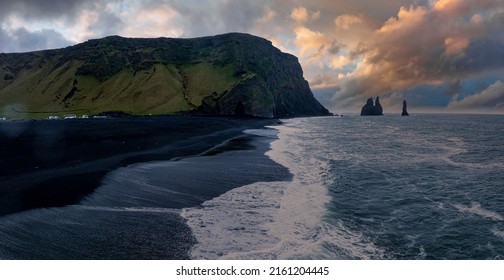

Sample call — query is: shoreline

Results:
[181,118,333,260]
[0,117,292,259]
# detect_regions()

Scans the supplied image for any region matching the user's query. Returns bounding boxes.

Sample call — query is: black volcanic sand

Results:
[0,116,291,259]
[0,116,274,216]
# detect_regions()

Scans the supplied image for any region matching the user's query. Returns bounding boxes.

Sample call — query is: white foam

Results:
[446,137,467,157]
[491,228,504,239]
[182,118,384,259]
[71,205,180,214]
[396,133,504,169]
[453,202,503,221]
[181,181,288,259]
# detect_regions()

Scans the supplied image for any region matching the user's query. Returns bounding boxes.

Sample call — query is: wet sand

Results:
[0,116,277,217]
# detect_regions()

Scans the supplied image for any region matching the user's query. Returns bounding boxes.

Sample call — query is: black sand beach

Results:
[0,116,282,215]
[0,116,291,259]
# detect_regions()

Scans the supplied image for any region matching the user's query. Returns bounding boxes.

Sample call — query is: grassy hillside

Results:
[0,55,243,118]
[0,33,331,118]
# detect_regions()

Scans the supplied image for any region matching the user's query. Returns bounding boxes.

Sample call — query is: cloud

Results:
[291,7,309,24]
[0,28,14,52]
[15,28,72,52]
[293,26,331,59]
[88,10,124,38]
[0,27,72,52]
[444,36,470,56]
[432,0,501,16]
[330,1,504,112]
[330,56,352,70]
[445,80,462,96]
[448,80,504,111]
[335,14,364,30]
[121,3,182,38]
[257,7,277,24]
[0,0,108,51]
[290,6,323,26]
[166,0,273,38]
[0,0,100,23]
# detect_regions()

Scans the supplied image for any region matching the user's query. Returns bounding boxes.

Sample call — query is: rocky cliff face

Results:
[0,33,331,118]
[361,97,383,116]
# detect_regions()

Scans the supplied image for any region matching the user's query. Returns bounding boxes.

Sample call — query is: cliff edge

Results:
[0,33,331,118]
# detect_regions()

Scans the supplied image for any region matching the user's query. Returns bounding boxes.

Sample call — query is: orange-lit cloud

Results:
[293,26,331,59]
[291,7,309,24]
[444,36,470,56]
[335,14,364,30]
[121,4,181,38]
[330,0,504,112]
[330,56,352,70]
[433,0,501,15]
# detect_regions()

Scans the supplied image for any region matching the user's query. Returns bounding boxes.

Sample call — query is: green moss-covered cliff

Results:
[0,33,331,118]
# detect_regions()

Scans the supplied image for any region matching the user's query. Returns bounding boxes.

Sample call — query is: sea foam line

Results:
[182,118,383,259]
[71,205,180,214]
[453,202,503,221]
[181,122,330,259]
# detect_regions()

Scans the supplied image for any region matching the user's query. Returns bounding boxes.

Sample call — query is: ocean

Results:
[184,114,504,260]
[0,114,503,259]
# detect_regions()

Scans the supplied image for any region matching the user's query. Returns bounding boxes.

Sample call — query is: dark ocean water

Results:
[183,114,504,260]
[0,114,503,260]
[319,114,504,259]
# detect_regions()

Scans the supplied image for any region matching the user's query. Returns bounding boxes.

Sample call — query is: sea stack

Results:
[374,97,383,115]
[402,100,409,116]
[361,97,384,116]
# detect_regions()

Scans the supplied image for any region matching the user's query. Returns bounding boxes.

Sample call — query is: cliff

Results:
[361,97,383,116]
[0,33,331,118]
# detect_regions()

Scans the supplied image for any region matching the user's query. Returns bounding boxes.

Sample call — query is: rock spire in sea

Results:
[360,97,384,116]
[402,100,409,116]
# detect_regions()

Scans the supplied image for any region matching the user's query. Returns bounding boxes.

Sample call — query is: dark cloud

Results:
[89,11,124,38]
[312,86,341,112]
[0,0,99,20]
[169,2,223,37]
[445,80,462,96]
[327,41,342,54]
[449,39,504,75]
[448,80,504,111]
[0,0,101,52]
[0,28,15,53]
[1,27,73,53]
[169,0,267,37]
[218,1,265,31]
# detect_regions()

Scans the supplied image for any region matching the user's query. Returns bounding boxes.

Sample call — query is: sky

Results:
[1,0,503,114]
